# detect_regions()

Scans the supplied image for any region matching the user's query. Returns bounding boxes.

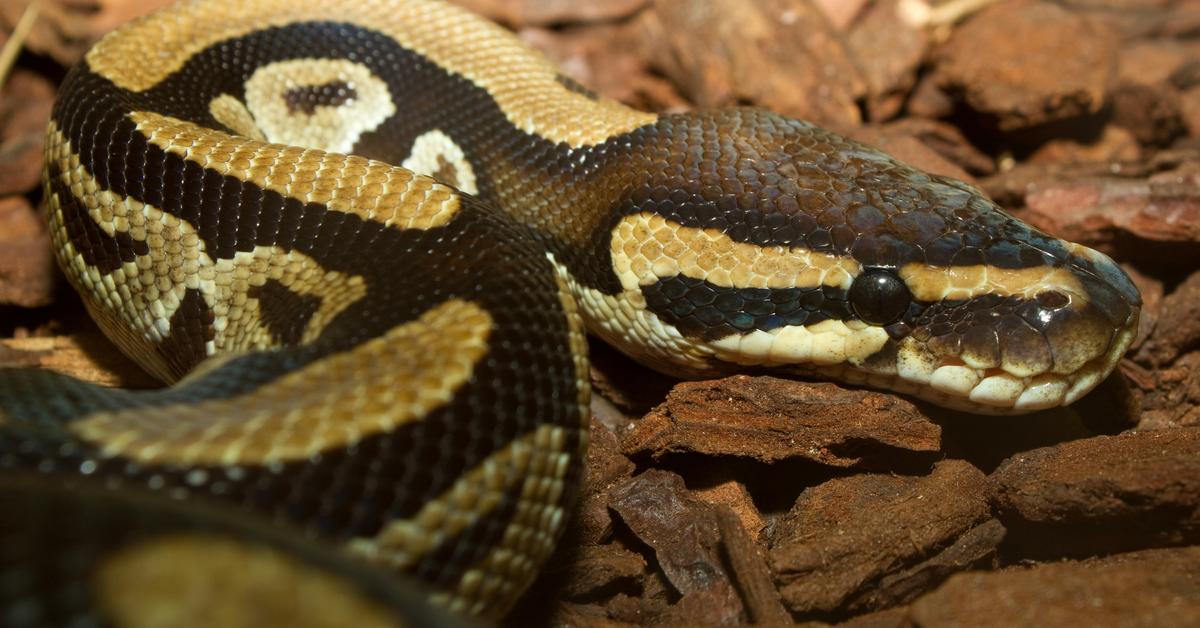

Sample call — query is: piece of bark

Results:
[713,506,790,625]
[530,602,627,628]
[575,417,637,546]
[846,0,928,122]
[451,0,647,27]
[908,547,1200,627]
[990,426,1200,558]
[1110,82,1187,147]
[1133,350,1200,429]
[810,0,869,31]
[1122,264,1164,353]
[0,0,175,67]
[906,74,956,121]
[0,197,53,308]
[1023,176,1200,251]
[988,146,1200,199]
[0,334,158,389]
[1170,61,1200,93]
[848,519,1005,614]
[768,460,1000,617]
[1118,37,1200,86]
[1006,158,1200,268]
[693,480,764,543]
[602,572,674,625]
[1135,269,1200,368]
[933,0,1117,132]
[879,118,995,177]
[835,606,911,628]
[1081,1,1200,41]
[518,23,689,114]
[559,544,647,602]
[1181,83,1200,138]
[0,71,55,197]
[624,376,941,469]
[608,469,744,624]
[1025,125,1141,165]
[642,0,866,128]
[653,582,744,627]
[588,393,632,435]
[983,145,1198,199]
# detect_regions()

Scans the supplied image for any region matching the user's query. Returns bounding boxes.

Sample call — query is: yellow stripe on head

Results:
[899,262,1087,303]
[610,212,861,293]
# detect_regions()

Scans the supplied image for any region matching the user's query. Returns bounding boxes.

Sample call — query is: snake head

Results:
[594,110,1141,414]
[846,182,1143,413]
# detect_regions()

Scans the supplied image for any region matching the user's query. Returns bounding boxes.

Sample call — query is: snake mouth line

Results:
[882,311,1139,414]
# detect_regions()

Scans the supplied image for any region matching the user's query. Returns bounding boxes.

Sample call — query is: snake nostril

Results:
[1036,291,1070,309]
[849,268,911,325]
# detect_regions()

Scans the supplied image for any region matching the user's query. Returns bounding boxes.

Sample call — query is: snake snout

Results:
[892,243,1141,413]
[1066,243,1142,314]
[1051,245,1141,389]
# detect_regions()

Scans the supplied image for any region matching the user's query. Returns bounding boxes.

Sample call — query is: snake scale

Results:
[0,0,1141,624]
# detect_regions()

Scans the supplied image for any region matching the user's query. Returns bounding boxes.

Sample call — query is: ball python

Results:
[0,0,1141,623]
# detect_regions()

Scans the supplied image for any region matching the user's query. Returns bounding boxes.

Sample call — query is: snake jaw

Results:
[885,244,1141,413]
[904,312,1137,414]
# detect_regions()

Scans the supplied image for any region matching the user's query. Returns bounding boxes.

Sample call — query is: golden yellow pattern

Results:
[96,534,405,628]
[208,94,266,141]
[351,424,573,617]
[899,262,1087,303]
[45,124,372,380]
[610,212,861,292]
[611,212,1089,304]
[437,423,573,617]
[69,299,492,466]
[547,255,593,421]
[130,111,462,230]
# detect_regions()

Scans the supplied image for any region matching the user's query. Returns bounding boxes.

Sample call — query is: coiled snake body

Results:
[0,0,1141,623]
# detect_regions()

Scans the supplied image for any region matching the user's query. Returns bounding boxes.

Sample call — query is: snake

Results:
[0,0,1141,623]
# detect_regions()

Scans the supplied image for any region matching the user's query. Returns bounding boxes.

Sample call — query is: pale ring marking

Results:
[84,0,656,147]
[402,129,479,195]
[242,59,396,155]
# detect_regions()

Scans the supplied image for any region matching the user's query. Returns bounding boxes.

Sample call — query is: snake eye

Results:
[849,268,911,325]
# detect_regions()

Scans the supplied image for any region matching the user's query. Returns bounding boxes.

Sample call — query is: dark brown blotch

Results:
[247,278,322,346]
[431,156,461,190]
[154,288,217,381]
[283,80,358,115]
[554,73,599,100]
